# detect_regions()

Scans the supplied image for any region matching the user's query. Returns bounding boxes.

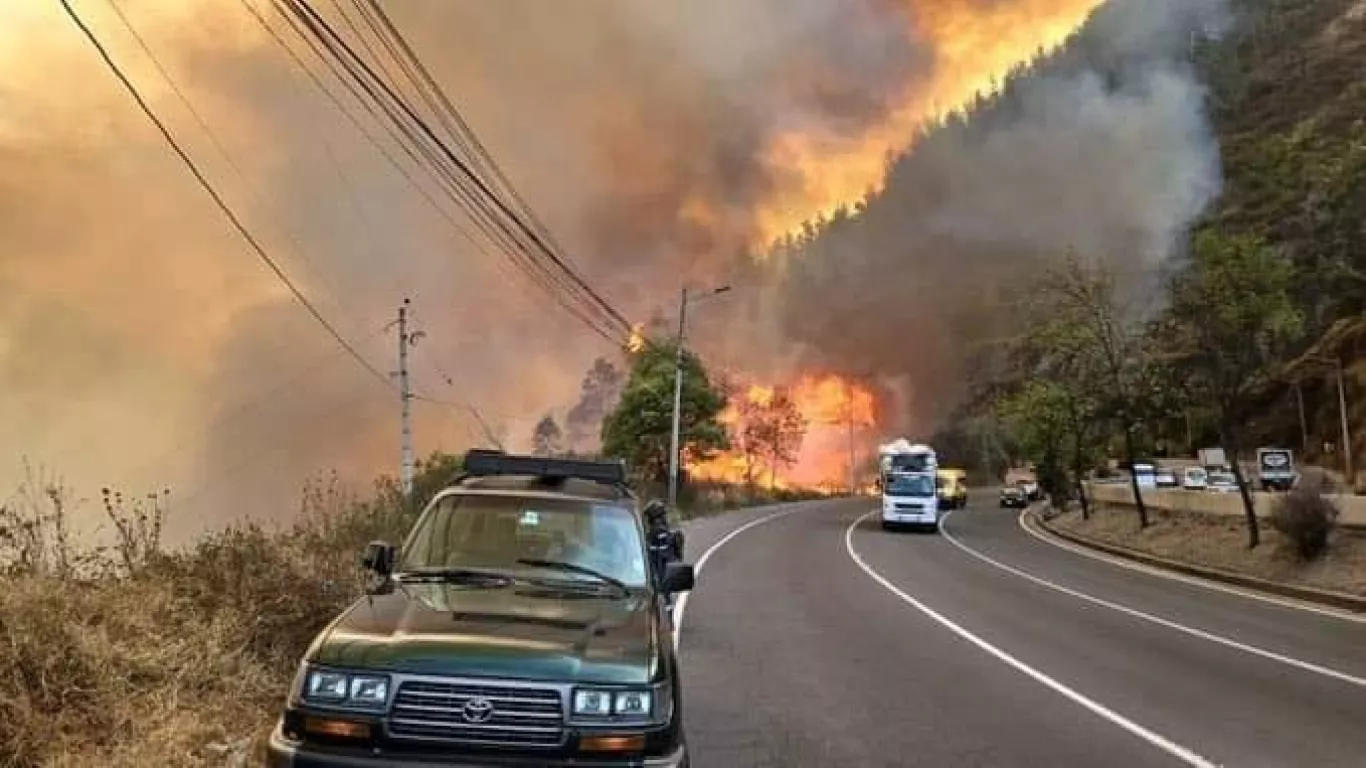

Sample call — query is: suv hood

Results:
[311,581,659,685]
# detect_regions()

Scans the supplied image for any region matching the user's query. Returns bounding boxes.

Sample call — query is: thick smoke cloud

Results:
[745,0,1231,436]
[3,0,1186,534]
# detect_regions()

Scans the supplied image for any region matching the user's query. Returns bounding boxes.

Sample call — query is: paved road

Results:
[677,495,1366,767]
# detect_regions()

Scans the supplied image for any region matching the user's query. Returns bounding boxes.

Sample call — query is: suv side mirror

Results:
[661,562,695,593]
[362,541,396,576]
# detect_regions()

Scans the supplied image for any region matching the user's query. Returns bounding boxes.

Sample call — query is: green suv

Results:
[267,451,696,767]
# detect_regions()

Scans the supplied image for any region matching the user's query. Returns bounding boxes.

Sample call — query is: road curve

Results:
[678,496,1366,767]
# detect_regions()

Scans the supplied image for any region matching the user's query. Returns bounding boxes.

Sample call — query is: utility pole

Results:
[667,288,687,510]
[395,298,425,497]
[1294,381,1309,457]
[1336,358,1352,488]
[667,284,731,509]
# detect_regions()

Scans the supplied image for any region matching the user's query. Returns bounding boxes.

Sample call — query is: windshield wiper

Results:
[395,567,515,586]
[515,558,629,597]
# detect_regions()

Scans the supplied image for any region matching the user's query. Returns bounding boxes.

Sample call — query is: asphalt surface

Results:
[677,494,1366,767]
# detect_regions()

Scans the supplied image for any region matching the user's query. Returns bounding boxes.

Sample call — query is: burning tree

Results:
[736,386,808,490]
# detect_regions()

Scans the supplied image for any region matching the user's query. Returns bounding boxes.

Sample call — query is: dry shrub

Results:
[1270,476,1341,561]
[0,463,429,767]
[0,575,278,767]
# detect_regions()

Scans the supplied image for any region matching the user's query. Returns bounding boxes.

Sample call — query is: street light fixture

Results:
[668,284,732,509]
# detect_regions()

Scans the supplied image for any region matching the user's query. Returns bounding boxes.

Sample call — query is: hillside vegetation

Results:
[911,0,1366,478]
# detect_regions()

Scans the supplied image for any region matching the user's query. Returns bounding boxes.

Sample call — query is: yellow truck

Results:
[936,468,968,509]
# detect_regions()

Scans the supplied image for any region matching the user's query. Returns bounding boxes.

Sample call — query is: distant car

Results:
[1014,479,1042,501]
[1000,486,1028,508]
[1155,468,1179,488]
[1206,471,1240,493]
[1181,466,1208,491]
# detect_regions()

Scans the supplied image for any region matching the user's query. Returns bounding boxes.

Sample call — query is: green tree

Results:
[1038,254,1154,527]
[1170,230,1303,548]
[996,380,1070,505]
[601,338,729,484]
[531,415,564,456]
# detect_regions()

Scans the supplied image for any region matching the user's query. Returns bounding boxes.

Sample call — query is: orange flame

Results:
[625,324,647,354]
[751,0,1104,248]
[687,373,880,491]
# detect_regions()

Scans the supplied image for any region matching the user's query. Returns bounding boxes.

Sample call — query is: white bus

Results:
[878,440,940,532]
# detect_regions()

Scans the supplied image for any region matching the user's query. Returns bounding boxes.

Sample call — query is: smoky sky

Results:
[728,0,1232,438]
[1,0,1221,538]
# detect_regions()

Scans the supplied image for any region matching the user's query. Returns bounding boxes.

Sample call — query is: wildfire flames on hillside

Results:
[687,373,879,491]
[0,0,1224,530]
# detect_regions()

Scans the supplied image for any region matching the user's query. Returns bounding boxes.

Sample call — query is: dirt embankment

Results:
[1049,504,1366,598]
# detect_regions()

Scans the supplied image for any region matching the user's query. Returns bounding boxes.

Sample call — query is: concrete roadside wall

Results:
[1087,483,1366,527]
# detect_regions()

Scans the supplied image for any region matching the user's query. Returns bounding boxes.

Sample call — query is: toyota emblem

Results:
[461,697,495,724]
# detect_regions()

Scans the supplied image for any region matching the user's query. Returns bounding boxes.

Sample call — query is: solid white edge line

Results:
[1017,508,1366,624]
[672,502,825,648]
[844,510,1221,768]
[938,511,1366,689]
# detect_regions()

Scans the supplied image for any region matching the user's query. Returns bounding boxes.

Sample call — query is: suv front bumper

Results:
[267,723,688,768]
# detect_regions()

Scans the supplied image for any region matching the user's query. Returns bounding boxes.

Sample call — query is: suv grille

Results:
[388,680,565,747]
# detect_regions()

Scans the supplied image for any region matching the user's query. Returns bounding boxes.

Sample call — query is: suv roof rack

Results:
[459,449,630,488]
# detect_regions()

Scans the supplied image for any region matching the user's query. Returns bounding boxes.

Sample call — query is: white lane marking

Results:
[939,511,1366,689]
[845,511,1221,768]
[1017,509,1366,624]
[673,503,825,648]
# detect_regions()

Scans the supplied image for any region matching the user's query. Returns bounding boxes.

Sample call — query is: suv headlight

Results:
[570,682,671,725]
[297,666,391,711]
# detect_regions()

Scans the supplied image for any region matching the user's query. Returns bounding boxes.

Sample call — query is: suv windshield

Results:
[398,493,649,588]
[885,474,935,497]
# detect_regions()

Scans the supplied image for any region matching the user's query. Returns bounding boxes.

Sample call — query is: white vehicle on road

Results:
[1181,466,1208,490]
[879,440,940,532]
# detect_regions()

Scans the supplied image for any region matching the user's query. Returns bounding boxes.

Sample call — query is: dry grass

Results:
[0,456,782,767]
[0,467,420,768]
[1052,503,1366,596]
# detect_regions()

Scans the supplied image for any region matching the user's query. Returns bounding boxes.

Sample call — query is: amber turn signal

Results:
[303,717,371,740]
[581,733,647,752]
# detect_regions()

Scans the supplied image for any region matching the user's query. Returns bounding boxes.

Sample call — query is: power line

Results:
[58,0,392,388]
[249,0,626,345]
[282,0,626,344]
[100,0,388,331]
[279,0,634,344]
[357,0,576,269]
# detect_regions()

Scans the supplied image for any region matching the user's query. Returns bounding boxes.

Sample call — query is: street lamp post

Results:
[667,285,731,509]
[1335,357,1353,487]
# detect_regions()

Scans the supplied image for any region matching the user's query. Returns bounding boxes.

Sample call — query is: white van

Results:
[879,441,940,532]
[881,471,940,531]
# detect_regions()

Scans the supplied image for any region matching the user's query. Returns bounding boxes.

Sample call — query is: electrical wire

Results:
[280,0,634,344]
[284,0,626,344]
[57,0,393,389]
[100,0,387,331]
[356,0,576,273]
[252,0,627,345]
